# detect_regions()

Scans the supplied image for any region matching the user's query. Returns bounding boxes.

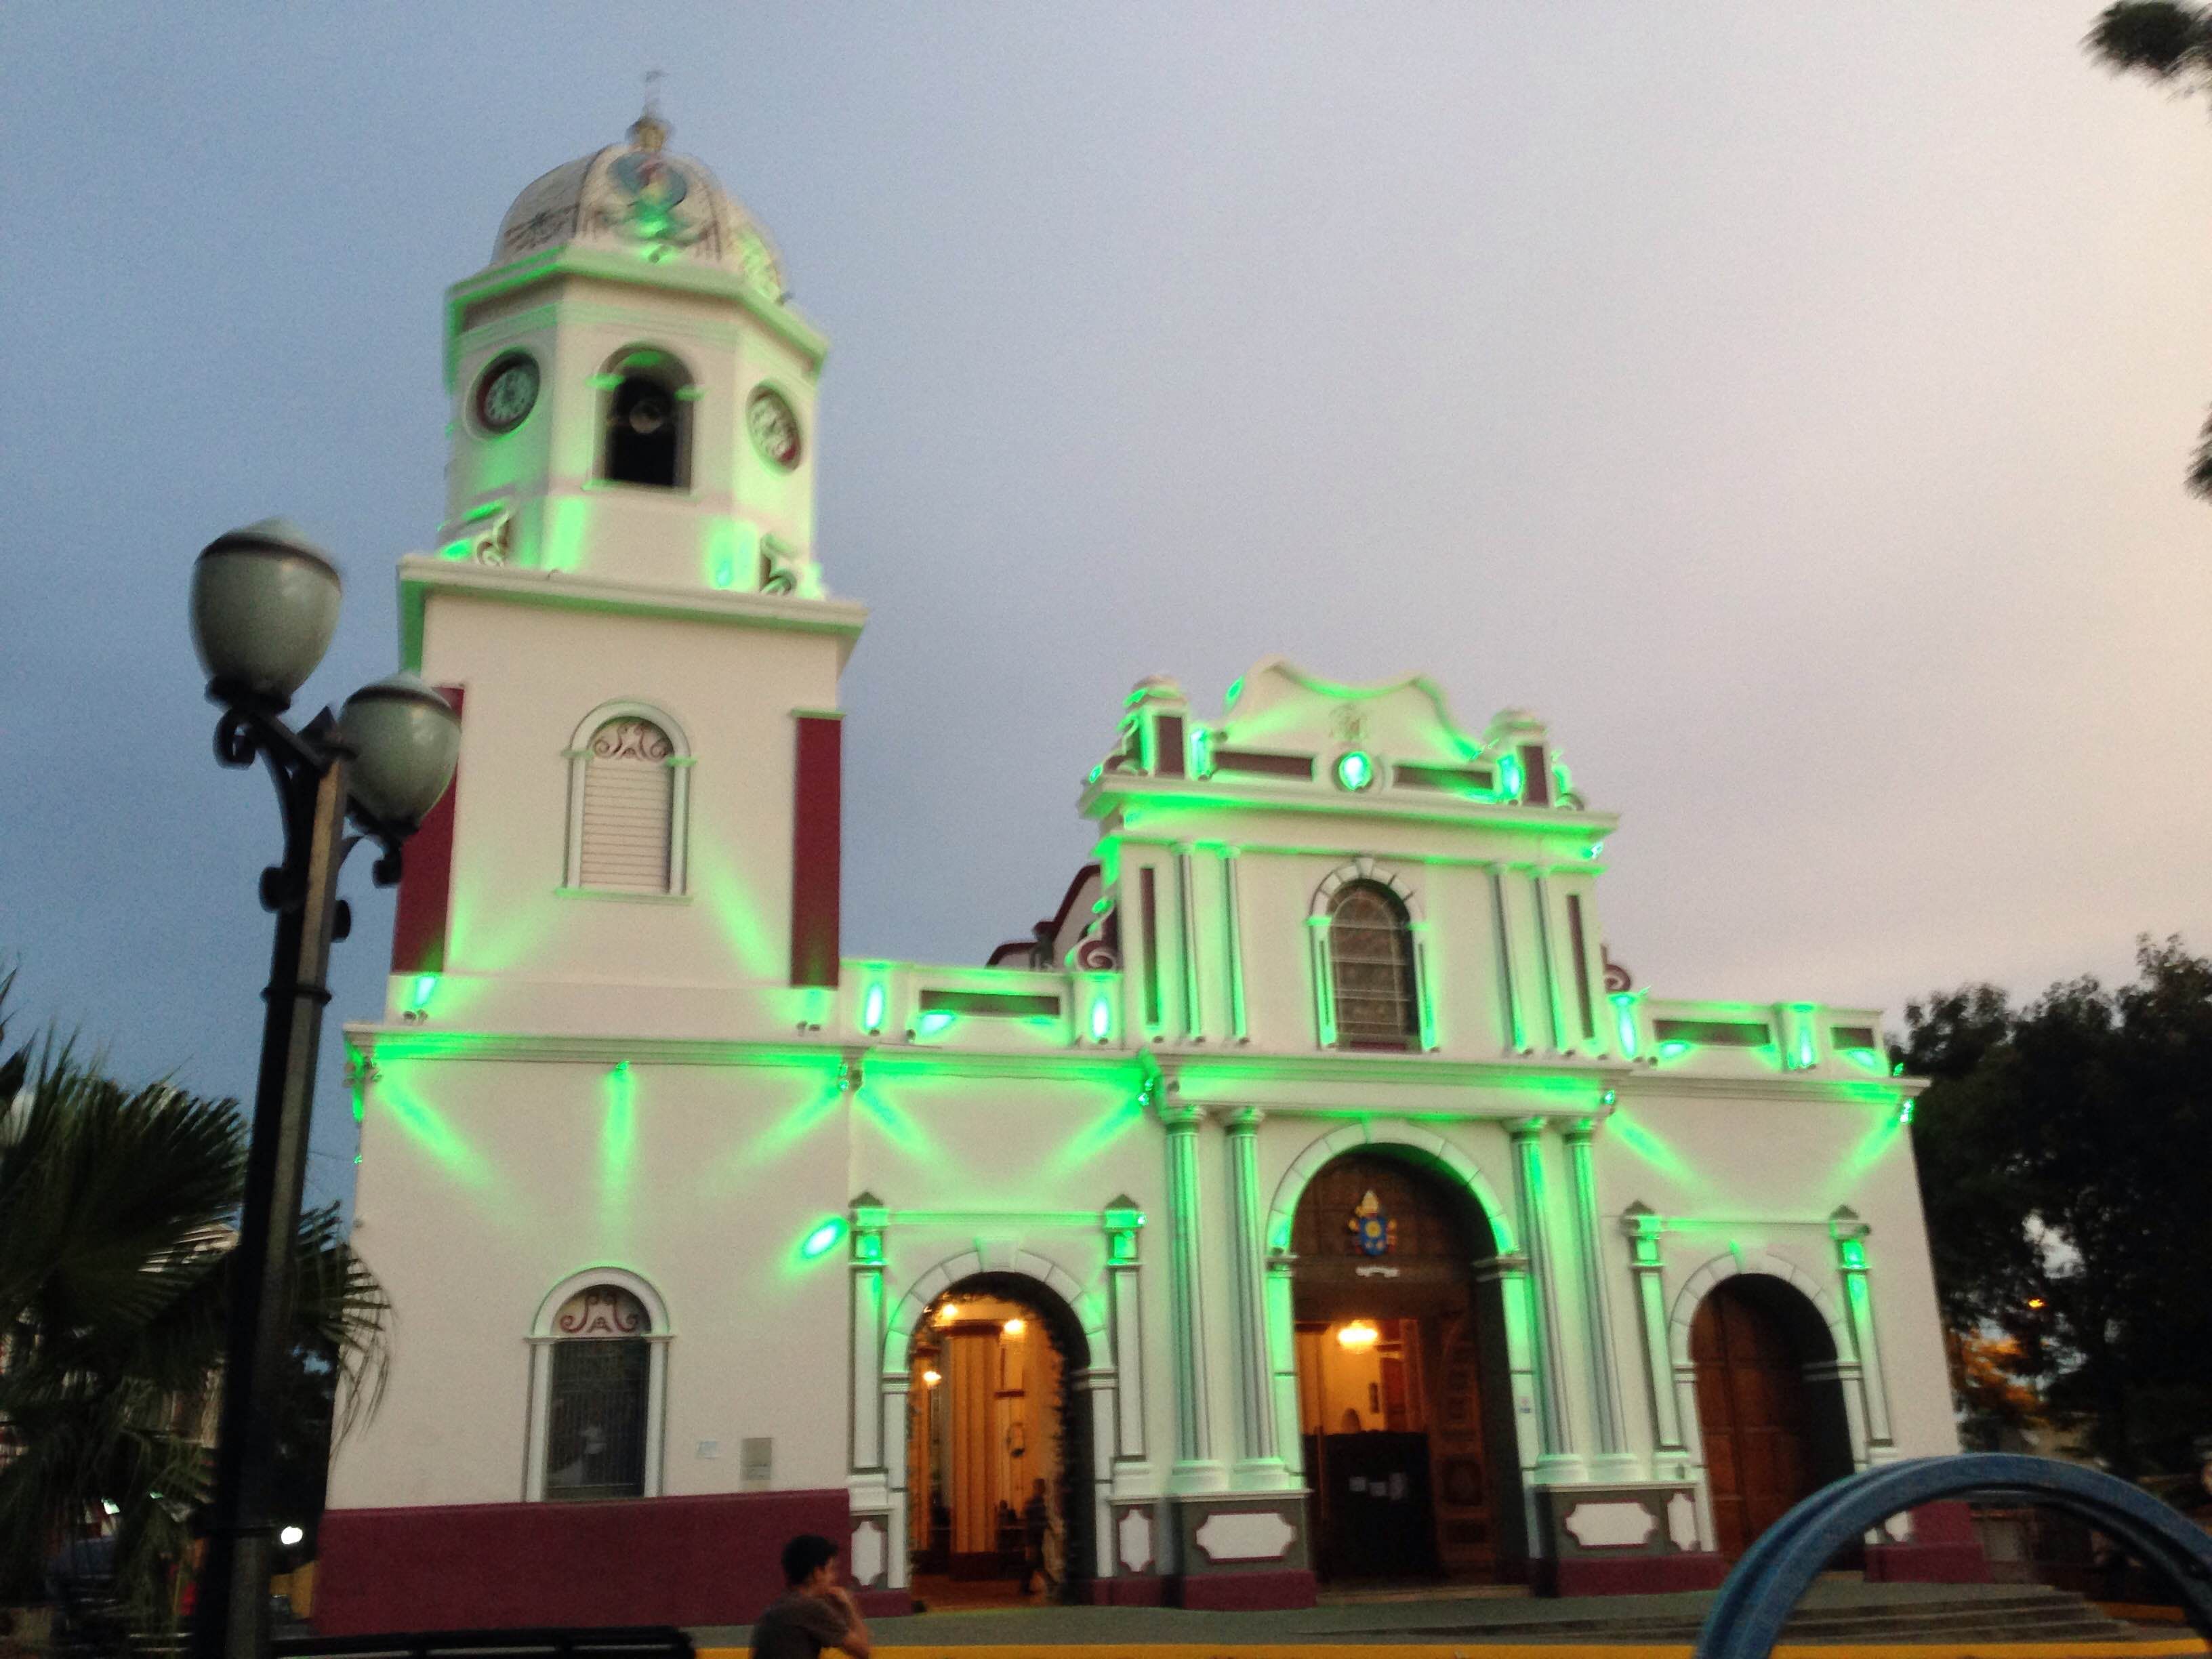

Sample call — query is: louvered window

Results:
[1330,881,1418,1048]
[578,717,675,891]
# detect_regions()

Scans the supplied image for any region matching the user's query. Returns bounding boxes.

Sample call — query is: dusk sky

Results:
[6,4,2211,1209]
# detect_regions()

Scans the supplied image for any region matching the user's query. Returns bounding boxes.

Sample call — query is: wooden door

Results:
[1693,1281,1819,1559]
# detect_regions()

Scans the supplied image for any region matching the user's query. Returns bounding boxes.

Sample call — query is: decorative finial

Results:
[630,69,668,151]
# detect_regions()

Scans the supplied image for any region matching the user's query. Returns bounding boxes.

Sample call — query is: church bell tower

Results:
[436,106,826,598]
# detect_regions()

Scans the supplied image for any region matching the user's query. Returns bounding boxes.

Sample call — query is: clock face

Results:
[474,354,539,435]
[747,386,802,468]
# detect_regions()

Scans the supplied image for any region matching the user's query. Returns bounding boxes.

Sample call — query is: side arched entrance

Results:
[1690,1275,1855,1559]
[903,1271,1096,1607]
[1289,1150,1525,1583]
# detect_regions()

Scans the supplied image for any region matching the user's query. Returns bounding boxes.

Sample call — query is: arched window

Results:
[565,704,691,895]
[598,350,692,490]
[1328,881,1418,1048]
[526,1269,670,1502]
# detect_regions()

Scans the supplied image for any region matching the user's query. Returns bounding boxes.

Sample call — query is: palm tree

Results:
[2087,3,2212,496]
[0,978,390,1629]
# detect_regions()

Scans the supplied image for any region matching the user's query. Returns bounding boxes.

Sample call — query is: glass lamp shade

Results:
[340,672,459,829]
[190,520,342,701]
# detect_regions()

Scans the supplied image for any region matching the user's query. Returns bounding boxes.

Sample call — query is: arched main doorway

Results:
[1290,1151,1525,1584]
[905,1273,1093,1607]
[1690,1275,1855,1559]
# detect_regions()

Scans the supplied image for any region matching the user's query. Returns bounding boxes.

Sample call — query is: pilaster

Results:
[1510,1118,1584,1482]
[1563,1120,1634,1479]
[1160,1097,1225,1494]
[1830,1207,1897,1462]
[1620,1202,1691,1480]
[1223,1107,1288,1488]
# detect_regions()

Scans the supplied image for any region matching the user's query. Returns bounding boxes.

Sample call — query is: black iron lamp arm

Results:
[207,684,412,920]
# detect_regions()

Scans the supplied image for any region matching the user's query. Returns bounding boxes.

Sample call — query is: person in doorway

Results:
[750,1534,872,1659]
[1021,1478,1057,1597]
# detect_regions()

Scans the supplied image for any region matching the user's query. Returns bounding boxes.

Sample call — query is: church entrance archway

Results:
[1691,1275,1855,1559]
[1290,1150,1525,1584]
[904,1273,1093,1609]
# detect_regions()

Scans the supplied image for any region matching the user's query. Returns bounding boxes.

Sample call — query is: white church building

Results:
[317,112,1978,1631]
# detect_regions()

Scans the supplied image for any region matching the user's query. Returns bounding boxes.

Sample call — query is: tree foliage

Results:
[1899,938,2212,1472]
[2087,3,2212,498]
[0,977,390,1624]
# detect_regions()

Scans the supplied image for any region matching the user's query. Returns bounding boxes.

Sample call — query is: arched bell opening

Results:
[904,1272,1094,1609]
[597,348,693,490]
[1690,1274,1856,1561]
[1290,1149,1526,1584]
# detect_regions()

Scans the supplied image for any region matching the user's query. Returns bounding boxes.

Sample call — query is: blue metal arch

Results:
[1694,1454,2212,1658]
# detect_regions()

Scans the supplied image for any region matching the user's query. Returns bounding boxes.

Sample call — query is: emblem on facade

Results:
[1329,706,1370,743]
[1348,1189,1397,1256]
[607,149,706,255]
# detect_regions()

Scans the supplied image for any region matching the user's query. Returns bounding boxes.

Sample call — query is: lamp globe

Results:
[190,520,343,701]
[340,672,460,828]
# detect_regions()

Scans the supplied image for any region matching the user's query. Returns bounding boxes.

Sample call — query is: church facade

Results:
[317,115,1972,1631]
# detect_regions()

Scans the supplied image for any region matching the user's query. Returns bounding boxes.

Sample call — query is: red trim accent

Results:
[388,687,463,975]
[790,715,842,987]
[1082,1575,1166,1605]
[853,1587,914,1618]
[1864,1500,1991,1584]
[1542,1553,1729,1596]
[314,1490,844,1632]
[1170,1569,1316,1610]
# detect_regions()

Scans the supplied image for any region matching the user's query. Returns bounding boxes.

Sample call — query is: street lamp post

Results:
[186,521,459,1659]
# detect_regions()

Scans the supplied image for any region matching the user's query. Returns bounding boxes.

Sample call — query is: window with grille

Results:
[578,717,675,891]
[1329,882,1418,1048]
[544,1286,651,1502]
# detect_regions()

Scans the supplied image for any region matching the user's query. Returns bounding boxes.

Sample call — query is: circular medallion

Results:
[747,386,802,468]
[474,353,539,435]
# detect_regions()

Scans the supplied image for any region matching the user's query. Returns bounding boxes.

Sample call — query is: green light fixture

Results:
[800,1217,847,1258]
[1334,750,1374,792]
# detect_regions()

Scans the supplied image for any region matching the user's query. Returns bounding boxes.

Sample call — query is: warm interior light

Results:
[2027,1296,2046,1311]
[1335,1319,1380,1351]
[922,1368,942,1387]
[936,1302,960,1325]
[1002,1317,1025,1338]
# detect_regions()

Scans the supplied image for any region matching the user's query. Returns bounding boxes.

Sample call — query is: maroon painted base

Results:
[1170,1569,1317,1610]
[1542,1553,1729,1596]
[1081,1576,1166,1605]
[1864,1501,1991,1584]
[853,1588,914,1618]
[316,1490,848,1633]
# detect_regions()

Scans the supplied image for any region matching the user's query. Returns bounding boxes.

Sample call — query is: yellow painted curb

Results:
[705,1639,2208,1659]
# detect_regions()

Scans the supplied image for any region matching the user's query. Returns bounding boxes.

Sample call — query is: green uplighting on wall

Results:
[1656,1039,1691,1062]
[800,1216,848,1259]
[1225,676,1244,708]
[1335,750,1374,792]
[1090,996,1113,1042]
[1191,724,1214,779]
[1612,994,1640,1060]
[1842,1046,1883,1072]
[863,982,887,1034]
[1498,750,1525,800]
[409,974,438,1012]
[914,1010,955,1038]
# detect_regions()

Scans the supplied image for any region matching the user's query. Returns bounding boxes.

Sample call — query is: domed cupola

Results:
[432,104,833,600]
[491,109,788,299]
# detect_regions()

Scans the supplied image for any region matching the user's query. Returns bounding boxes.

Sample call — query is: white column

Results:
[1224,1107,1287,1488]
[1563,1121,1633,1477]
[1831,1210,1897,1462]
[1265,1253,1303,1481]
[1103,1198,1151,1488]
[1620,1203,1690,1481]
[880,1372,912,1589]
[848,1195,888,1475]
[1510,1118,1583,1481]
[1162,1099,1225,1492]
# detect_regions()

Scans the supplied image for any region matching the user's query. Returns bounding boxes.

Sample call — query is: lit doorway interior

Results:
[1291,1151,1525,1584]
[905,1275,1090,1607]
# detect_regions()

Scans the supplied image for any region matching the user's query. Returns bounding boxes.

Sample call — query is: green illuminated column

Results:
[1529,875,1566,1052]
[1511,1119,1582,1480]
[1224,1108,1286,1488]
[1103,1198,1150,1486]
[1829,1208,1896,1462]
[1265,1252,1301,1482]
[1220,848,1248,1042]
[1162,1099,1225,1492]
[849,1193,888,1476]
[1475,1252,1543,1500]
[1619,1203,1690,1479]
[1563,1121,1632,1476]
[1488,868,1527,1052]
[1176,848,1204,1040]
